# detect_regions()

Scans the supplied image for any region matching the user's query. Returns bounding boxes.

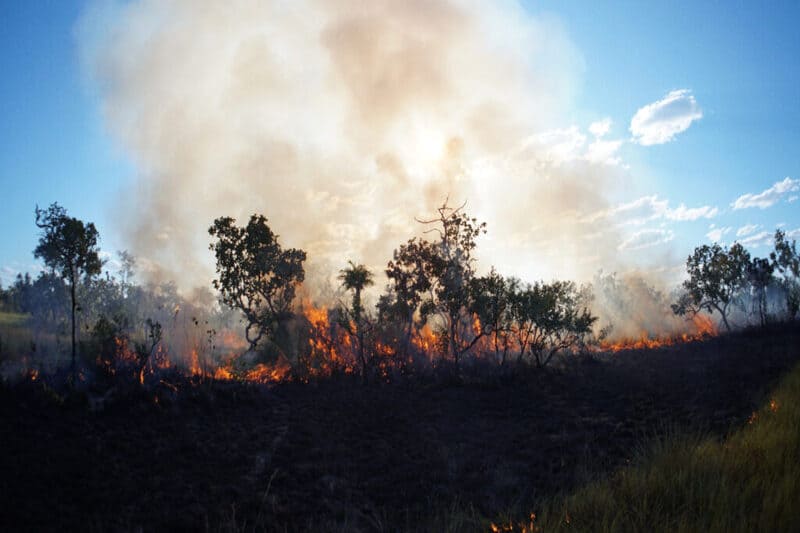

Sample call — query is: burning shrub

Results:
[209,214,306,353]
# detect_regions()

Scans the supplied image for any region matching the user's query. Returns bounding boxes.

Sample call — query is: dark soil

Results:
[2,324,799,532]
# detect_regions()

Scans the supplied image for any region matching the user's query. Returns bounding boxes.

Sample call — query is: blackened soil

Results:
[2,324,799,532]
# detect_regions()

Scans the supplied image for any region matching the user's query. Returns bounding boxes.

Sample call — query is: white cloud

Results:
[630,89,703,146]
[731,177,800,209]
[736,223,760,237]
[587,194,717,225]
[618,228,674,251]
[521,126,587,167]
[706,225,732,242]
[589,118,612,137]
[585,138,623,165]
[665,203,719,221]
[739,231,773,248]
[522,123,624,167]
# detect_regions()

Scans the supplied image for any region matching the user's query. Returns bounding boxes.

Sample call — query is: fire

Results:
[26,303,721,390]
[598,313,718,353]
[301,301,359,376]
[490,513,540,533]
[412,324,438,354]
[189,349,202,376]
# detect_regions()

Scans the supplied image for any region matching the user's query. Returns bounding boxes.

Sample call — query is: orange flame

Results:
[598,314,718,353]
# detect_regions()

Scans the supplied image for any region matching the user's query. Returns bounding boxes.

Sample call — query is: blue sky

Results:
[1,1,798,287]
[0,1,132,282]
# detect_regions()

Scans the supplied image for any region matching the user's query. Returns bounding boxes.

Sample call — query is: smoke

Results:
[80,0,635,297]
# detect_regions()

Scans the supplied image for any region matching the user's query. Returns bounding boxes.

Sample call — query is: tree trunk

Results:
[718,307,731,332]
[449,317,459,371]
[70,273,77,378]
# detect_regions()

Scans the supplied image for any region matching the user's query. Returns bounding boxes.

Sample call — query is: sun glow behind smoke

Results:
[79,0,641,299]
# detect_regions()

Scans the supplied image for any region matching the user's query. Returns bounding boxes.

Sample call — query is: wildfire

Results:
[490,513,540,533]
[21,305,722,389]
[412,324,438,354]
[598,314,718,353]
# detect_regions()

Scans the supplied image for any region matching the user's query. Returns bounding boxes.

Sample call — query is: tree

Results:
[770,229,800,320]
[469,269,515,365]
[34,203,103,373]
[672,243,750,332]
[747,256,774,326]
[382,237,440,356]
[209,214,306,352]
[509,280,596,367]
[338,261,374,324]
[385,200,487,368]
[338,261,374,380]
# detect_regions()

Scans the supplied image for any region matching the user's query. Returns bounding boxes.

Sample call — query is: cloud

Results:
[731,177,800,210]
[706,225,732,242]
[618,228,674,251]
[587,195,717,225]
[585,138,623,166]
[523,122,624,167]
[736,223,760,237]
[589,118,612,137]
[738,231,773,248]
[630,89,702,146]
[664,203,718,221]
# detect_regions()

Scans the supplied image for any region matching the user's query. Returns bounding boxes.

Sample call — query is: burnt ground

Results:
[1,324,800,532]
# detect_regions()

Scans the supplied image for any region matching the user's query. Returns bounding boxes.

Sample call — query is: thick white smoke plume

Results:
[81,0,635,296]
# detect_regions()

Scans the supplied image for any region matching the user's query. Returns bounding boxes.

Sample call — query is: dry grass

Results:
[524,360,800,533]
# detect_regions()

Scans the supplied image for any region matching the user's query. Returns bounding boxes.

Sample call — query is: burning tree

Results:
[34,203,103,374]
[672,242,750,332]
[386,201,487,368]
[209,214,306,352]
[771,229,800,320]
[338,261,374,380]
[469,268,516,365]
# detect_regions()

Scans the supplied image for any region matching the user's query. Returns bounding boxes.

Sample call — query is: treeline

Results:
[1,201,799,386]
[207,202,598,382]
[672,233,800,330]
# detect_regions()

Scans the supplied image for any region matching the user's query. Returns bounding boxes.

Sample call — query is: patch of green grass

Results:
[0,312,33,360]
[0,311,29,327]
[524,362,800,533]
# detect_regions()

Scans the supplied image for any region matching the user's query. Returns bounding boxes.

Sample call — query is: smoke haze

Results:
[80,0,635,297]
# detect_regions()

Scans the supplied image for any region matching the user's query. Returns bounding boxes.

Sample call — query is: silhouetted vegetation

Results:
[1,201,798,388]
[2,200,800,532]
[338,261,375,381]
[771,228,800,320]
[672,242,751,331]
[208,214,306,352]
[673,231,800,331]
[34,203,102,375]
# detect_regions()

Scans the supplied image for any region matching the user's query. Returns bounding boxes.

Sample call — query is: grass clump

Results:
[527,363,800,532]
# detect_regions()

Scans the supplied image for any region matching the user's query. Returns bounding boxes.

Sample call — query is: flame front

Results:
[598,314,718,353]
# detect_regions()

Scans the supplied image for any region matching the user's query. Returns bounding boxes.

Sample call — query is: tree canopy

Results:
[672,243,751,331]
[209,214,306,351]
[34,202,102,371]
